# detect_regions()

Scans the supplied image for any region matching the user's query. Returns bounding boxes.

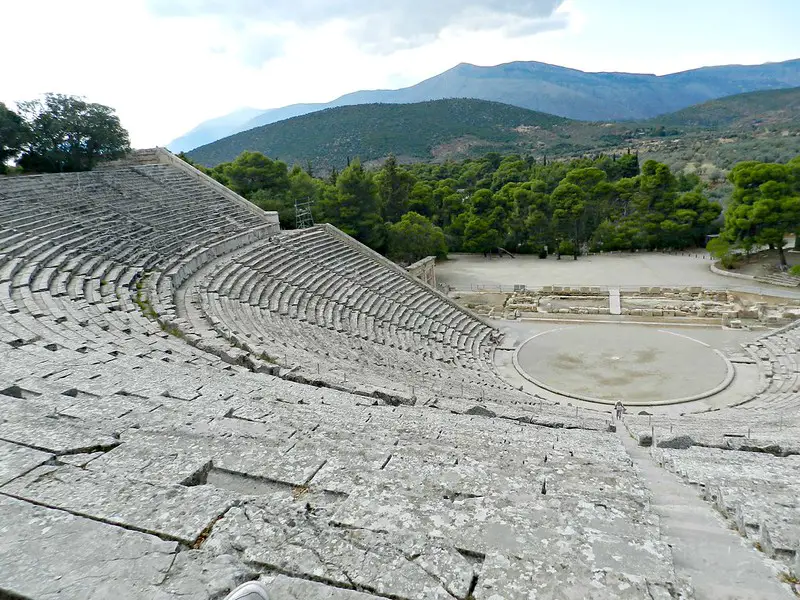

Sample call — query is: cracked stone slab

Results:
[206,499,474,599]
[88,427,325,487]
[475,551,676,600]
[331,487,670,580]
[57,450,106,467]
[0,495,179,600]
[150,550,257,600]
[86,431,214,485]
[57,394,162,423]
[0,439,53,486]
[0,411,119,454]
[2,464,236,544]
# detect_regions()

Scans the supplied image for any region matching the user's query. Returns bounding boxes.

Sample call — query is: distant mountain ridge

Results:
[169,58,800,152]
[186,89,800,171]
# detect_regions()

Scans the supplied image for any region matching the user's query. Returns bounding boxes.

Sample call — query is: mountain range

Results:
[186,88,800,173]
[170,58,800,152]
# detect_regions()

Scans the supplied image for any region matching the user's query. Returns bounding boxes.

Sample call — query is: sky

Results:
[4,0,799,148]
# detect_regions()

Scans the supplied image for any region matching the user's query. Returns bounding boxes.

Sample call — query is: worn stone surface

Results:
[0,439,53,486]
[206,498,475,600]
[475,551,675,600]
[263,575,386,599]
[0,495,179,600]
[2,464,236,543]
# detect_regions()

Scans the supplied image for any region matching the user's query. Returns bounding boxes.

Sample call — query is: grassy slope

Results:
[645,87,800,129]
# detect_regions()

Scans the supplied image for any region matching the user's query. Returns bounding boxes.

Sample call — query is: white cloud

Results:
[3,0,796,149]
[147,0,567,53]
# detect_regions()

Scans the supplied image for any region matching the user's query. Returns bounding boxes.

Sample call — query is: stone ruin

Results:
[0,148,797,599]
[499,285,800,328]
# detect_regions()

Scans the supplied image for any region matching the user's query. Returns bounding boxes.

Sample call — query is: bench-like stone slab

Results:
[264,575,385,599]
[2,464,235,544]
[0,495,178,600]
[206,499,474,600]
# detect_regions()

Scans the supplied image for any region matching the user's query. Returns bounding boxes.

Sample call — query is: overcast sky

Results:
[4,0,799,147]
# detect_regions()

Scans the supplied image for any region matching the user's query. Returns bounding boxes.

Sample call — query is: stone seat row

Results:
[651,445,800,576]
[740,334,800,409]
[0,336,682,599]
[193,293,513,404]
[624,410,800,454]
[193,230,493,358]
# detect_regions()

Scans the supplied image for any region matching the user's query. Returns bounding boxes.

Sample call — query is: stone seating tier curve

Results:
[3,151,800,596]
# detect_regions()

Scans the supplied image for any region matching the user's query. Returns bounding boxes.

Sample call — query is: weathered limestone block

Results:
[264,575,385,599]
[0,413,119,455]
[475,552,676,600]
[0,495,179,600]
[0,439,52,486]
[3,464,236,544]
[206,500,474,600]
[656,435,695,449]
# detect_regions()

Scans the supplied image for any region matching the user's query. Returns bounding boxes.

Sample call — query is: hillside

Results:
[645,86,800,129]
[187,99,573,167]
[170,58,800,151]
[187,90,800,173]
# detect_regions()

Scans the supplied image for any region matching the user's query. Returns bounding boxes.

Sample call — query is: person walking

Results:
[614,401,624,420]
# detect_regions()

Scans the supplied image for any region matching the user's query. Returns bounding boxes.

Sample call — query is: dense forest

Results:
[187,150,726,263]
[2,93,796,269]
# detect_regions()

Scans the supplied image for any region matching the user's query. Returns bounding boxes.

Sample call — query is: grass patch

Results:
[779,571,799,584]
[160,322,185,339]
[133,275,158,321]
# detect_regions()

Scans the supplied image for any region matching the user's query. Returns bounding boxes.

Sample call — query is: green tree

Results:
[375,155,415,222]
[720,161,800,266]
[319,159,385,250]
[463,214,502,254]
[220,151,290,197]
[0,103,28,172]
[387,212,447,263]
[551,182,586,258]
[17,93,129,172]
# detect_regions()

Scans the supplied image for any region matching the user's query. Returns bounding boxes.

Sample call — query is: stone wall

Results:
[406,256,437,288]
[494,286,800,326]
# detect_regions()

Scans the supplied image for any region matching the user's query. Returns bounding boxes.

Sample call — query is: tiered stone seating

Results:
[0,339,683,599]
[738,323,800,410]
[6,151,680,597]
[617,319,800,582]
[651,446,800,575]
[167,224,527,405]
[0,157,277,369]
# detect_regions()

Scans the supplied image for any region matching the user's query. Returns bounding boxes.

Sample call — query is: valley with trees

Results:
[188,149,725,263]
[2,91,799,271]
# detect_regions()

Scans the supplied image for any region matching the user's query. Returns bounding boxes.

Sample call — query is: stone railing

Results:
[406,256,436,288]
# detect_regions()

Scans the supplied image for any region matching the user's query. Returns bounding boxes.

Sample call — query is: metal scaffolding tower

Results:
[294,197,315,229]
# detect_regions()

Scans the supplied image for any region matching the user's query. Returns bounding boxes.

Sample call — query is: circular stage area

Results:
[514,324,734,405]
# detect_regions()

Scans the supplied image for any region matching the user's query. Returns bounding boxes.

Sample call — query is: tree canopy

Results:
[387,212,446,264]
[193,149,728,262]
[712,158,800,266]
[0,103,27,173]
[4,94,130,173]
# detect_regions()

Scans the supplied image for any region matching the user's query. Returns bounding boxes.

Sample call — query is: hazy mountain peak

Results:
[168,57,800,152]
